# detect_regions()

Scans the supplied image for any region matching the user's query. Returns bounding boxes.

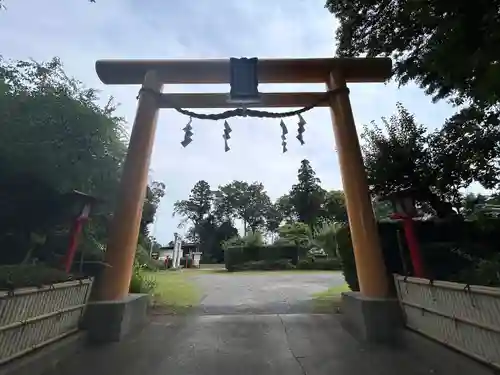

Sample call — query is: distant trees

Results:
[173,159,349,261]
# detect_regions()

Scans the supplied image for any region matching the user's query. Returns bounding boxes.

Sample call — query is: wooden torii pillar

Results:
[94,57,392,302]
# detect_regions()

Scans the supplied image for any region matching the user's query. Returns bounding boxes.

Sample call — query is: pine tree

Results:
[289,160,326,228]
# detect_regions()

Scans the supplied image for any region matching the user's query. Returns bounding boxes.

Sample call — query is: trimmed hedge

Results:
[337,219,500,291]
[0,264,75,291]
[231,259,296,271]
[296,258,342,270]
[225,245,307,271]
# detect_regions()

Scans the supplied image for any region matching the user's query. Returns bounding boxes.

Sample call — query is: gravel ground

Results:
[191,271,345,315]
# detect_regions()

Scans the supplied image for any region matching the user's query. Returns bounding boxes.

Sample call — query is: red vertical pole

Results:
[402,217,425,278]
[390,213,425,278]
[62,217,86,273]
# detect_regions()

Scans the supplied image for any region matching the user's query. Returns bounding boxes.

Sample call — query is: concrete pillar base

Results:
[81,293,149,343]
[340,291,403,345]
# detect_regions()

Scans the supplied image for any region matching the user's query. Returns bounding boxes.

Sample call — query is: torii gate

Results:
[94,57,392,305]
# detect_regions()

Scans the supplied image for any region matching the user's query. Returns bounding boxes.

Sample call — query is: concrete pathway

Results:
[193,271,345,315]
[49,271,440,375]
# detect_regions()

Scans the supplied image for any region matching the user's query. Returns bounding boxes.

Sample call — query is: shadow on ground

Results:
[197,300,328,315]
[50,314,439,375]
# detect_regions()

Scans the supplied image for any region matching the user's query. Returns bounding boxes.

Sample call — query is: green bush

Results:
[0,264,77,291]
[129,264,157,294]
[296,258,342,270]
[336,219,500,291]
[144,258,165,271]
[200,255,219,264]
[224,245,306,271]
[335,226,359,291]
[135,244,165,271]
[456,253,500,286]
[311,222,343,257]
[231,259,296,271]
[223,232,264,249]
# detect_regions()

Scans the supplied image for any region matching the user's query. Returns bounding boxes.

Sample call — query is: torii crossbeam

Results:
[94,57,392,303]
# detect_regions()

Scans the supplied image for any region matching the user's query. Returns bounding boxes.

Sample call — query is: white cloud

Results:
[0,0,457,243]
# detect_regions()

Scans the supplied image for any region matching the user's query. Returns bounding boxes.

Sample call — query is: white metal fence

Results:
[0,278,92,365]
[394,274,500,370]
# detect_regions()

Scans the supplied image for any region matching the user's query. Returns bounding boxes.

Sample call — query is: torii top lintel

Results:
[95,57,392,85]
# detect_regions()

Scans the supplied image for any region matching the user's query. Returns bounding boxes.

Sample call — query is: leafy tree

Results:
[372,200,394,220]
[361,103,498,216]
[0,56,166,265]
[215,181,271,235]
[461,193,488,219]
[325,0,500,109]
[141,181,166,236]
[173,180,213,231]
[244,183,272,233]
[0,57,127,200]
[174,180,238,262]
[289,159,326,228]
[274,194,296,223]
[429,108,500,193]
[194,215,238,262]
[326,0,500,193]
[213,185,236,223]
[277,222,311,248]
[362,103,432,197]
[321,190,348,223]
[223,231,264,249]
[0,57,125,264]
[264,203,284,240]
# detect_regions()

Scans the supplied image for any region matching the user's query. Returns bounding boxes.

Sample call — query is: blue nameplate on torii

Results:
[228,57,261,105]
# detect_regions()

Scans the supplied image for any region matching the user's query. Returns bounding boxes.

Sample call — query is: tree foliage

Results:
[325,0,500,108]
[141,181,166,235]
[0,57,164,265]
[173,180,213,230]
[362,103,500,216]
[322,190,348,223]
[173,180,238,262]
[214,181,271,234]
[289,159,326,228]
[326,0,500,195]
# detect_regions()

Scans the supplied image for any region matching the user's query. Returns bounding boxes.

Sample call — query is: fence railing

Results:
[0,278,93,365]
[394,274,500,370]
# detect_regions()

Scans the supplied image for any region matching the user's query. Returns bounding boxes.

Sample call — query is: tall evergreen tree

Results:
[289,159,326,228]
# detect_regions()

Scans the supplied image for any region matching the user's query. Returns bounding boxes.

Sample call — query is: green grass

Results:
[144,270,201,315]
[312,283,350,314]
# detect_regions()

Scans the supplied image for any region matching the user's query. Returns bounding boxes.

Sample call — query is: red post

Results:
[61,202,92,273]
[390,213,425,278]
[62,217,87,273]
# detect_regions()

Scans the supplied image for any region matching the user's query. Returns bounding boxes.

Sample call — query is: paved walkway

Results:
[193,271,345,314]
[52,314,439,375]
[50,271,440,375]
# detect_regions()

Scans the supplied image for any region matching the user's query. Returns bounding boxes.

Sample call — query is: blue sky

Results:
[0,0,460,244]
